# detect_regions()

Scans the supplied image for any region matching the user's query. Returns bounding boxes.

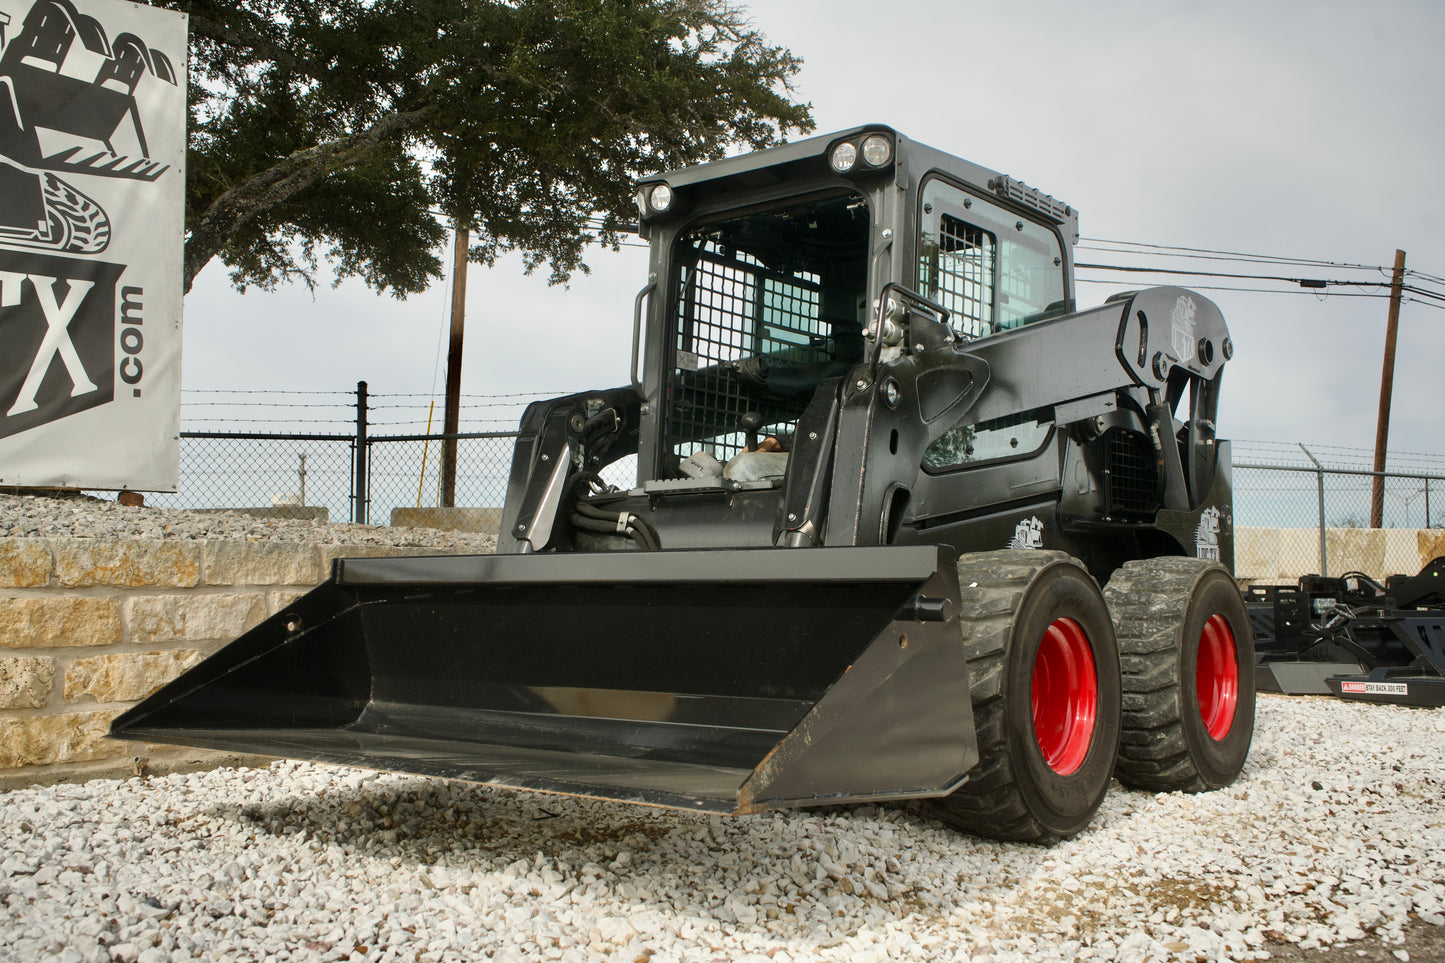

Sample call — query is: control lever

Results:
[740,411,763,451]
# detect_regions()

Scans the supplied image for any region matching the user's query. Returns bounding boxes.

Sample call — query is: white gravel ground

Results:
[3,493,1444,961]
[1,695,1442,963]
[0,493,498,553]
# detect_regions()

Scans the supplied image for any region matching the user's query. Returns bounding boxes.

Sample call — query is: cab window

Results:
[923,408,1055,473]
[918,178,1067,338]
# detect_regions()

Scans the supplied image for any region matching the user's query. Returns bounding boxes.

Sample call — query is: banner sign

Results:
[0,0,186,490]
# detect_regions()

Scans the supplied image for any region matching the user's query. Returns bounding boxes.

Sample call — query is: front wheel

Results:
[1104,557,1255,792]
[929,551,1122,844]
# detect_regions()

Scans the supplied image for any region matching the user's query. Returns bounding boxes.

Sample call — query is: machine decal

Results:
[1008,516,1044,550]
[1340,680,1409,697]
[1195,506,1221,561]
[1170,293,1197,363]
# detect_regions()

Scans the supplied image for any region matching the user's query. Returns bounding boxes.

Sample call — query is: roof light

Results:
[861,134,892,167]
[648,183,674,213]
[829,142,857,173]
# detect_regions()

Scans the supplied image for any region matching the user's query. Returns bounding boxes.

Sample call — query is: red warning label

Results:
[1340,680,1409,696]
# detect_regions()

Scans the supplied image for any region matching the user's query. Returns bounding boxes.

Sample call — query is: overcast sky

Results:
[182,0,1445,465]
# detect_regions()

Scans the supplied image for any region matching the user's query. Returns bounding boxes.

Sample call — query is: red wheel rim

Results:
[1197,613,1238,741]
[1031,617,1098,776]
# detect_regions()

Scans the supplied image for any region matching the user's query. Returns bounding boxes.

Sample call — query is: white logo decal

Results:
[1008,516,1044,550]
[1195,506,1221,561]
[1170,294,1197,363]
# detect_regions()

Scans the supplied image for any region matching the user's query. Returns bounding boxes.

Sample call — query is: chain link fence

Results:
[79,386,1445,582]
[365,433,518,532]
[145,433,356,523]
[1233,442,1444,585]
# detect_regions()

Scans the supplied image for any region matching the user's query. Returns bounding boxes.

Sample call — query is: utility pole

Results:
[1370,249,1407,528]
[440,226,469,508]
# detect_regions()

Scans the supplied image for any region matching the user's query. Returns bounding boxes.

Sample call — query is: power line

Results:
[1079,237,1384,272]
[1074,277,1390,298]
[181,389,354,396]
[1075,261,1396,289]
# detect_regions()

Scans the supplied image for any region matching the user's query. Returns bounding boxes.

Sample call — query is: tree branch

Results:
[183,105,436,292]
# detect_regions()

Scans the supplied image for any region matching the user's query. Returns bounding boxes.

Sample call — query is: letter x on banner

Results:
[0,0,187,491]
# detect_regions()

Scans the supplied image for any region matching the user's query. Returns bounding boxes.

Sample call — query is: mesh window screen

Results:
[920,214,996,338]
[666,195,868,469]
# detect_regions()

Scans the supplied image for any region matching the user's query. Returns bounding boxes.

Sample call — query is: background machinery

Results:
[114,126,1256,843]
[1250,558,1445,707]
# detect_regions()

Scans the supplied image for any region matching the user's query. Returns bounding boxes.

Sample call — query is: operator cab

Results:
[665,191,870,480]
[640,126,1076,488]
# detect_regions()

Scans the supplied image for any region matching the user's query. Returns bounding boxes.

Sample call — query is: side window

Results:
[923,408,1054,473]
[919,215,996,338]
[918,178,1067,338]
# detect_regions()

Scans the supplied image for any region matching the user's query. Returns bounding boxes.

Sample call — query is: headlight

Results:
[829,142,857,173]
[861,134,892,167]
[648,183,674,213]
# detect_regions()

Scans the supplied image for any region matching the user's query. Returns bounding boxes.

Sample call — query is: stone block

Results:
[390,507,503,534]
[52,538,199,588]
[1418,530,1445,570]
[0,656,55,708]
[0,539,51,587]
[1233,527,1280,581]
[200,541,321,586]
[1325,528,1385,581]
[319,544,446,573]
[268,590,307,615]
[64,650,202,704]
[1270,528,1319,581]
[125,594,265,643]
[0,597,122,648]
[0,711,118,768]
[1383,529,1420,578]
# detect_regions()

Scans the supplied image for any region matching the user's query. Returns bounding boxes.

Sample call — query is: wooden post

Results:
[441,226,468,508]
[1370,249,1407,528]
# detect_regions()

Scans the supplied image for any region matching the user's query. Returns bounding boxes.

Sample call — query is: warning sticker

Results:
[1340,680,1409,696]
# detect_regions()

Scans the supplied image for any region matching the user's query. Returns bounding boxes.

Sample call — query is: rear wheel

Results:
[930,551,1121,843]
[1104,557,1255,792]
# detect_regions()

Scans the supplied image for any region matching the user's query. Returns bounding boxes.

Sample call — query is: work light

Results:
[861,135,892,167]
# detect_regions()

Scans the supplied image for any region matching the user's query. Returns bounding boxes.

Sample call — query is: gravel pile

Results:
[3,494,1444,960]
[0,493,498,554]
[1,695,1442,962]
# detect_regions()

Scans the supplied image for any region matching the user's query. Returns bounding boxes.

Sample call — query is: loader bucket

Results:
[111,546,976,814]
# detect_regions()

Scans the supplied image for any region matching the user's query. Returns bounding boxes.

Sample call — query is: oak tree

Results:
[167,0,813,294]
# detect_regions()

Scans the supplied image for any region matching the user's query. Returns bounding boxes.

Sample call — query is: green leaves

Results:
[164,0,813,296]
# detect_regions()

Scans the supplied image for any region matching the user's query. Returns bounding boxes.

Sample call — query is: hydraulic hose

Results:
[566,470,661,551]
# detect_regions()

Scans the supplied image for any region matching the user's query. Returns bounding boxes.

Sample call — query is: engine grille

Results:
[1103,428,1159,518]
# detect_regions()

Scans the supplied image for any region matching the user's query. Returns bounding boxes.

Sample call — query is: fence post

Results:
[354,381,369,524]
[1300,444,1327,576]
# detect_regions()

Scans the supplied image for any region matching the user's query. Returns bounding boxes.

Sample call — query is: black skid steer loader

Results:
[113,126,1255,843]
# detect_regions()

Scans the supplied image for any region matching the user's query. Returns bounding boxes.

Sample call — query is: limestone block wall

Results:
[1235,526,1445,584]
[0,537,441,788]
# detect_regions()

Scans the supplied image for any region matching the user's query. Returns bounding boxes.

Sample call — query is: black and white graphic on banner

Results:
[0,0,177,439]
[0,252,123,438]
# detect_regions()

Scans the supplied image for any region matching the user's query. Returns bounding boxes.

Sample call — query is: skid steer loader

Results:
[113,126,1255,843]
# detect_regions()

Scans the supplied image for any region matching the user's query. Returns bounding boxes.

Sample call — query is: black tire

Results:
[1104,557,1255,793]
[929,550,1122,844]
